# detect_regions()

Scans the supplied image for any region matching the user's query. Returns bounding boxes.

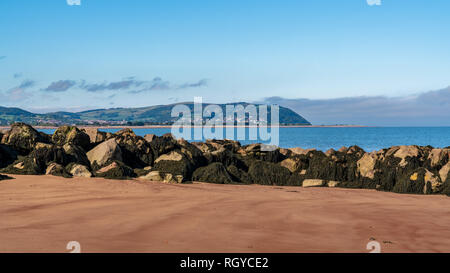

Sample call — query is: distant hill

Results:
[0,103,311,126]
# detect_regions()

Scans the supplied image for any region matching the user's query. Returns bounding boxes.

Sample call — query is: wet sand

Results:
[1,175,450,253]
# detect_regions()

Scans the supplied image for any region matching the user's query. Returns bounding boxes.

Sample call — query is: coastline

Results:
[0,125,367,130]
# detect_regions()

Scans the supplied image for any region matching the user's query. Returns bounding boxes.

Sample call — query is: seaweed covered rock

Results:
[226,164,252,184]
[52,126,91,151]
[280,155,309,173]
[393,167,442,194]
[0,144,18,168]
[177,138,208,169]
[94,161,136,179]
[0,174,13,181]
[192,162,233,184]
[86,139,122,167]
[152,150,194,181]
[149,133,177,158]
[62,143,90,166]
[1,122,50,155]
[46,162,71,178]
[239,144,285,163]
[248,161,291,186]
[1,144,70,175]
[114,129,153,168]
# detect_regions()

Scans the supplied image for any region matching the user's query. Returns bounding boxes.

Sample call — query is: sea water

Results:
[39,127,450,152]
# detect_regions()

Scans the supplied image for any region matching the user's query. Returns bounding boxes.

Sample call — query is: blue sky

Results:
[0,0,449,125]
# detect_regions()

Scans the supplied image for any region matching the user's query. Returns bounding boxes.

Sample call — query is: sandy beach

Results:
[1,175,450,253]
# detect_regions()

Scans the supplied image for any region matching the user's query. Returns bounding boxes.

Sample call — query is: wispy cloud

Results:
[43,80,77,92]
[259,87,450,126]
[80,79,144,92]
[2,80,36,102]
[177,79,208,89]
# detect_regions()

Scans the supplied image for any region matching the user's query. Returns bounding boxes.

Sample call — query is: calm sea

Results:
[39,127,450,152]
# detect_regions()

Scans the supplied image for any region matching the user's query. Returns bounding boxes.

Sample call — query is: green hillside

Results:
[0,103,311,126]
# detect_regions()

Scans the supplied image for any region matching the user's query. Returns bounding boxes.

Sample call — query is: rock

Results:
[155,151,183,163]
[144,134,156,142]
[1,122,50,155]
[289,147,316,155]
[114,129,154,168]
[149,134,177,158]
[52,126,91,151]
[248,161,291,186]
[422,169,442,194]
[0,174,12,181]
[327,181,341,187]
[241,144,285,163]
[392,145,420,167]
[393,167,440,194]
[192,162,233,184]
[62,143,90,166]
[134,168,151,177]
[325,148,336,156]
[177,139,208,168]
[140,171,184,183]
[2,144,70,175]
[46,162,71,178]
[226,164,252,184]
[439,162,450,183]
[86,139,122,167]
[140,171,165,181]
[69,164,92,178]
[152,151,194,181]
[357,153,377,179]
[279,156,308,173]
[95,161,136,179]
[83,128,108,144]
[302,179,326,188]
[0,144,18,168]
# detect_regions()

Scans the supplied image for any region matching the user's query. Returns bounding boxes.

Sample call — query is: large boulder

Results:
[357,152,378,179]
[152,150,194,181]
[149,133,178,158]
[86,139,122,168]
[114,129,153,168]
[1,144,70,175]
[226,164,252,184]
[248,161,291,186]
[82,128,108,145]
[62,143,90,166]
[192,162,233,184]
[52,126,91,151]
[1,123,50,155]
[177,138,208,168]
